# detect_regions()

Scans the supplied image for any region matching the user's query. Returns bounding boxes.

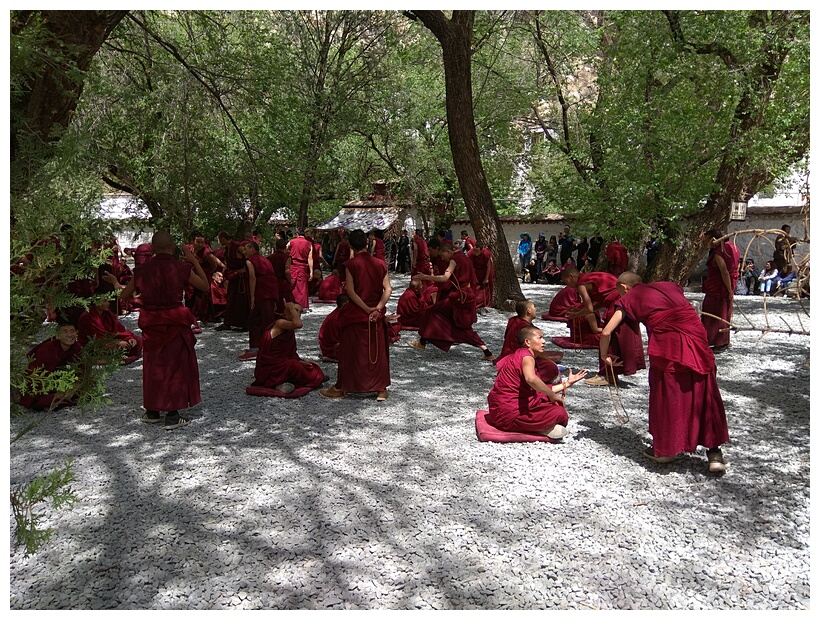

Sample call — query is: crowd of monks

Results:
[18,226,735,474]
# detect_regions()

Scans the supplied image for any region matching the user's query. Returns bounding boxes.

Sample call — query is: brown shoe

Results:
[584,374,610,386]
[707,448,727,474]
[319,386,345,399]
[643,447,675,464]
[376,390,389,402]
[408,340,426,350]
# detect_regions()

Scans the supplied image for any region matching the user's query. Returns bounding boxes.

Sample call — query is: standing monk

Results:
[120,231,209,430]
[409,242,495,360]
[267,237,295,314]
[240,241,279,361]
[410,229,433,278]
[320,229,392,402]
[287,228,313,311]
[600,272,729,474]
[214,231,250,332]
[186,231,225,327]
[468,241,494,308]
[562,267,645,385]
[333,228,352,283]
[701,229,740,352]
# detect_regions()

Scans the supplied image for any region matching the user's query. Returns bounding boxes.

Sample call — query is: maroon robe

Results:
[495,316,560,383]
[411,236,433,277]
[469,248,494,308]
[318,306,342,360]
[487,348,568,433]
[337,252,390,392]
[210,280,227,319]
[247,253,279,350]
[395,286,424,330]
[578,272,645,376]
[701,241,740,347]
[19,338,83,410]
[605,241,629,276]
[309,270,322,297]
[289,236,312,309]
[250,327,326,397]
[134,254,201,411]
[419,252,486,351]
[77,306,143,363]
[133,243,153,268]
[333,239,351,282]
[186,244,214,323]
[222,239,250,329]
[267,250,295,314]
[547,285,602,347]
[317,273,342,302]
[372,237,386,263]
[616,282,729,457]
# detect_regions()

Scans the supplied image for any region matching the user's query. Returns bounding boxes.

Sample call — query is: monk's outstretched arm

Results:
[412,260,455,284]
[599,307,625,367]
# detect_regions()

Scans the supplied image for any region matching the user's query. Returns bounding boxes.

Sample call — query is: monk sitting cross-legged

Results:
[487,324,587,439]
[77,298,143,364]
[18,318,83,411]
[497,299,563,383]
[248,302,327,397]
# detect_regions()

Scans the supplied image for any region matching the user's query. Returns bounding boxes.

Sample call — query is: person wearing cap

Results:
[518,232,532,275]
[18,318,83,410]
[287,227,314,311]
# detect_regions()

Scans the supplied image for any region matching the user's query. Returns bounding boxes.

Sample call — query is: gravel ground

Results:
[9,276,811,610]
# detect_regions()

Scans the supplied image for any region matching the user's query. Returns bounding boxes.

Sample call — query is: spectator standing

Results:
[559,226,576,266]
[518,233,533,276]
[588,232,604,268]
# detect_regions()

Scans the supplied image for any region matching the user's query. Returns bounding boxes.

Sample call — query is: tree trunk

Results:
[412,10,523,307]
[11,10,128,195]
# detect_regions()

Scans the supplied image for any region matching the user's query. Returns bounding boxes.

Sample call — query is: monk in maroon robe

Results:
[18,321,83,410]
[546,285,602,347]
[563,267,645,385]
[468,243,494,308]
[248,302,326,397]
[77,299,143,364]
[241,241,279,360]
[487,324,587,438]
[333,230,352,283]
[409,242,495,360]
[210,270,228,320]
[318,294,348,361]
[410,229,433,278]
[605,240,629,276]
[317,270,342,302]
[701,229,740,351]
[267,238,295,312]
[496,300,563,383]
[214,232,250,331]
[288,228,314,310]
[185,231,224,326]
[602,272,729,474]
[320,229,392,401]
[120,231,209,430]
[394,279,426,330]
[369,229,386,265]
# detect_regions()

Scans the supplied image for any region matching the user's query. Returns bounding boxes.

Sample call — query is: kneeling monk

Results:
[249,302,327,397]
[318,293,348,362]
[487,324,587,438]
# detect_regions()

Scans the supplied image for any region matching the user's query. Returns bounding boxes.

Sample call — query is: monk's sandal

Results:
[164,414,190,430]
[141,411,162,424]
[707,448,727,475]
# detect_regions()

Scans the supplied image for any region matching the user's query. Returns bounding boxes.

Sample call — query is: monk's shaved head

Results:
[151,231,175,252]
[617,271,642,287]
[517,324,542,346]
[515,299,534,318]
[561,267,580,281]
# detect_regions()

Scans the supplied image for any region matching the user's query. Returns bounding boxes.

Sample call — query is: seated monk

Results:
[18,319,83,411]
[546,285,602,347]
[210,270,228,320]
[497,299,563,383]
[394,278,426,330]
[77,298,143,364]
[248,302,327,397]
[317,269,342,302]
[318,294,348,362]
[487,324,587,438]
[308,268,324,298]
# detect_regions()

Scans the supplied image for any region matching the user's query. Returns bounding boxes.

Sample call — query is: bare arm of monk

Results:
[522,355,563,406]
[569,284,602,333]
[246,259,257,310]
[411,259,455,284]
[714,253,734,299]
[285,256,293,284]
[268,302,303,339]
[599,307,625,367]
[308,246,314,280]
[368,272,392,322]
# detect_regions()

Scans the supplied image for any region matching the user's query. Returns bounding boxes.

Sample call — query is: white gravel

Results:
[9,275,811,610]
